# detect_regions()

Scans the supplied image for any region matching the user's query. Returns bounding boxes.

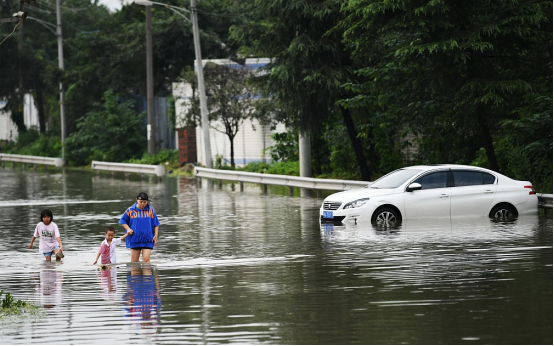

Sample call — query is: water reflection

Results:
[35,268,63,309]
[321,215,541,242]
[0,170,551,344]
[98,267,118,302]
[123,264,161,335]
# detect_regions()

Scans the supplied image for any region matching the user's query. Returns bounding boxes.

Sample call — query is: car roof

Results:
[404,164,496,174]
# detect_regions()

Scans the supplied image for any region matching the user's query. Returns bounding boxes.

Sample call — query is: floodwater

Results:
[0,168,552,344]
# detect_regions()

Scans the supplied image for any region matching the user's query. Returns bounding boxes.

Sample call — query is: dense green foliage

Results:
[229,0,552,190]
[64,91,145,165]
[1,129,62,157]
[1,0,240,163]
[239,160,300,176]
[264,131,299,162]
[1,0,551,191]
[125,149,178,165]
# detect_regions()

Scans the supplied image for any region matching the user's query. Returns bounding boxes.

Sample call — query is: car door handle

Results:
[483,190,494,194]
[439,194,449,198]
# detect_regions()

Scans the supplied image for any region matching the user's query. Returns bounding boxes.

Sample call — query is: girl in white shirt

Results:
[29,209,64,261]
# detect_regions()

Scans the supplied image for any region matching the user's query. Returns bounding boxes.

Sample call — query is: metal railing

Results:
[194,167,370,191]
[195,167,553,210]
[91,161,165,177]
[0,153,63,168]
[537,193,553,210]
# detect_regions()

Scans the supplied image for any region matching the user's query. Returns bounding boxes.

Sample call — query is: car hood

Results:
[323,188,396,203]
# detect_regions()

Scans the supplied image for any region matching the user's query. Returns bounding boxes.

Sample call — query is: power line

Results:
[0,21,23,47]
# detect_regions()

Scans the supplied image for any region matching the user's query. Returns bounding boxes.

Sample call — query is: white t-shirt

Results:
[99,238,122,264]
[33,222,61,253]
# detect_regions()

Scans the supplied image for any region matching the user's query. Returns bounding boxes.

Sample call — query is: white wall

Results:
[23,93,39,130]
[0,100,18,142]
[172,58,286,167]
[195,119,287,167]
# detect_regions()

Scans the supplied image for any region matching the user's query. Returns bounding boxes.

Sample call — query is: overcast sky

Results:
[97,0,133,12]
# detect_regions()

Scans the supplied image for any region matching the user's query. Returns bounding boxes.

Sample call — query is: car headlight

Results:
[343,198,369,209]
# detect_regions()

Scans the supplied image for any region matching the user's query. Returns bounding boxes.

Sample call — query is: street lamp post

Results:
[134,0,212,167]
[55,0,66,164]
[145,3,156,154]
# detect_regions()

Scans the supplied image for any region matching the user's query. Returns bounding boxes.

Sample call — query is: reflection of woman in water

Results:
[36,269,63,308]
[123,265,161,332]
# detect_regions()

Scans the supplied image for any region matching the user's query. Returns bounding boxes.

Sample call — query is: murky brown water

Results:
[0,169,552,344]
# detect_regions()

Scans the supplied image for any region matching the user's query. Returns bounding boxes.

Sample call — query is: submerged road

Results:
[0,169,552,344]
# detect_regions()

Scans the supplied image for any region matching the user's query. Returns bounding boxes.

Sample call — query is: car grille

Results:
[320,215,345,222]
[323,201,342,210]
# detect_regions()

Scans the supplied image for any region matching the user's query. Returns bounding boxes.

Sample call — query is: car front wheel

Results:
[372,207,401,225]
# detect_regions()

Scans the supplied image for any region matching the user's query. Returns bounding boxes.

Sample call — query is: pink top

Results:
[99,238,122,264]
[33,222,60,253]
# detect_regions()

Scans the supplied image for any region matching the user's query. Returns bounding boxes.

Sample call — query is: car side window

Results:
[453,171,484,187]
[483,173,496,184]
[413,172,448,190]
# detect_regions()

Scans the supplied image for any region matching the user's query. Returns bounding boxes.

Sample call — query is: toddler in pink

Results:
[29,209,64,261]
[94,226,132,265]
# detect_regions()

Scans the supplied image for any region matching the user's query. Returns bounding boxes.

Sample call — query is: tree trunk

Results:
[476,108,499,172]
[35,84,46,134]
[229,135,235,168]
[341,107,371,181]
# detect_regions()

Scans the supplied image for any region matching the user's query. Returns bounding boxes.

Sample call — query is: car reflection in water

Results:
[123,263,162,335]
[320,215,540,242]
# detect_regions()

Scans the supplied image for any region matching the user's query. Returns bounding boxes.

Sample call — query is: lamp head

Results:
[134,0,153,6]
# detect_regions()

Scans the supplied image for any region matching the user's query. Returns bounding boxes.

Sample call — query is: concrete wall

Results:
[173,58,287,167]
[0,104,18,142]
[195,119,286,167]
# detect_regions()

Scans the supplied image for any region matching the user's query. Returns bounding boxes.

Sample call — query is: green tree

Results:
[178,62,260,168]
[64,90,145,165]
[230,0,372,180]
[338,0,552,175]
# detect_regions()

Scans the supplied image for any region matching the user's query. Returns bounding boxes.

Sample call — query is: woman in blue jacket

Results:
[119,192,160,262]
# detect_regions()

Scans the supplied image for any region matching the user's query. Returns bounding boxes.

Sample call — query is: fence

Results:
[91,160,165,177]
[0,153,63,170]
[195,167,553,213]
[194,167,369,193]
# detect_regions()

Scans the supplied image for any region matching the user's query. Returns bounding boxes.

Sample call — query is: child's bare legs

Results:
[53,249,62,261]
[45,255,52,261]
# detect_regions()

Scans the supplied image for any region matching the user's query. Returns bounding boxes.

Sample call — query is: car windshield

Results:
[369,169,422,189]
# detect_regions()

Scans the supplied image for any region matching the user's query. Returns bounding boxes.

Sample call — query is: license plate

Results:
[323,211,333,219]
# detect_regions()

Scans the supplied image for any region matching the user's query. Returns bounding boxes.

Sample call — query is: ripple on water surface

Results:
[0,169,552,344]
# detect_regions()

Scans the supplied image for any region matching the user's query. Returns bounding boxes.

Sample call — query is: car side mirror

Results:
[407,183,422,192]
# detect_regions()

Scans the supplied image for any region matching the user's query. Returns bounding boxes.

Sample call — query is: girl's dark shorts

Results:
[131,247,153,250]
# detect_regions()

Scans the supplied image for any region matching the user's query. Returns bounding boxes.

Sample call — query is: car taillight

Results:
[524,185,536,195]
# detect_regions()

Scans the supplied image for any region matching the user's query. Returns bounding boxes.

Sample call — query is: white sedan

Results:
[320,165,538,224]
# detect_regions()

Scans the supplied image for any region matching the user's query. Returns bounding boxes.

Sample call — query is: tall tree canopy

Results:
[337,0,552,175]
[230,0,372,180]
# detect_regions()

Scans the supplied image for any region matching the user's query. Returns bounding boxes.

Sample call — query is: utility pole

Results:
[145,4,156,154]
[55,0,66,163]
[190,0,212,168]
[299,132,312,197]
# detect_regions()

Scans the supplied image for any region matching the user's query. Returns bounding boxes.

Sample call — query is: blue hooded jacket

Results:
[119,203,160,249]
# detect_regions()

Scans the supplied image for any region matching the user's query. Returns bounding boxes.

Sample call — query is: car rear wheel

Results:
[489,204,518,220]
[372,207,401,225]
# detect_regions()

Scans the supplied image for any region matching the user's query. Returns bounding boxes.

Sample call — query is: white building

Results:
[0,100,18,142]
[0,94,41,142]
[172,58,286,167]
